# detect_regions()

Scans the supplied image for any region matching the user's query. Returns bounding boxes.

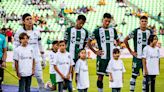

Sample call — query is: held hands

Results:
[1,62,6,68]
[130,51,137,57]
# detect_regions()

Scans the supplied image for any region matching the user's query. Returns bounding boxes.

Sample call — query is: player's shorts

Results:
[96,57,110,75]
[50,74,57,85]
[132,57,143,76]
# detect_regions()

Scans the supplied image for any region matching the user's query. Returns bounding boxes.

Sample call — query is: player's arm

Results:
[38,34,46,68]
[54,65,65,79]
[64,27,70,44]
[13,31,20,49]
[88,30,103,56]
[114,28,120,46]
[124,36,137,57]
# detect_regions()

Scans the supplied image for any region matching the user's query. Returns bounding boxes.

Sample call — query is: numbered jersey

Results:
[128,28,152,59]
[90,27,118,60]
[64,27,88,60]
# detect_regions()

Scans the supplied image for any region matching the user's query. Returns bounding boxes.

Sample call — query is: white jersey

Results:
[75,59,89,89]
[106,59,126,88]
[13,45,34,76]
[13,27,43,62]
[142,45,160,75]
[49,51,57,74]
[54,51,74,82]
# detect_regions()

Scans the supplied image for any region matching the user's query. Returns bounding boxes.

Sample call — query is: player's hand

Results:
[96,50,104,56]
[41,61,46,69]
[1,62,6,68]
[75,77,77,83]
[130,51,137,57]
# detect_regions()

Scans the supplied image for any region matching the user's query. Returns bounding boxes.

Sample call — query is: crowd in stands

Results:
[64,6,96,14]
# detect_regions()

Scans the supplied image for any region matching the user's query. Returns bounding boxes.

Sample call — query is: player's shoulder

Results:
[16,27,25,34]
[67,26,74,31]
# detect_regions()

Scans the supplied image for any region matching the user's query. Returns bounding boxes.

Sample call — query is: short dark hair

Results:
[19,32,29,40]
[140,16,148,20]
[59,40,66,44]
[52,41,58,45]
[113,48,120,54]
[22,13,31,21]
[148,35,158,45]
[103,13,112,19]
[77,15,86,21]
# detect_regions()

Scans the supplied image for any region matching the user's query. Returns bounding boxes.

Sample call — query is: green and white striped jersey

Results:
[128,28,152,59]
[64,27,89,60]
[90,27,118,60]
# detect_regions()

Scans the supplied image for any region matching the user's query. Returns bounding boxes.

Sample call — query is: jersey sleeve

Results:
[128,30,135,39]
[142,46,147,58]
[114,28,118,40]
[106,60,112,73]
[157,48,160,58]
[89,28,98,40]
[13,31,21,49]
[70,55,75,66]
[75,60,80,73]
[37,30,44,52]
[64,27,71,42]
[85,30,89,42]
[13,49,19,61]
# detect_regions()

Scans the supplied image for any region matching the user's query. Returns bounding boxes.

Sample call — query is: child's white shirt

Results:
[49,50,57,74]
[54,51,74,82]
[142,45,160,75]
[106,59,126,88]
[75,59,89,89]
[13,45,34,76]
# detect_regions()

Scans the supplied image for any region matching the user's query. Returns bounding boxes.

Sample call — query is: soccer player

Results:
[142,35,160,92]
[88,13,119,92]
[106,48,125,92]
[64,14,88,63]
[14,33,35,92]
[0,30,7,92]
[13,13,46,92]
[48,41,59,90]
[124,16,153,92]
[75,49,89,92]
[54,40,74,92]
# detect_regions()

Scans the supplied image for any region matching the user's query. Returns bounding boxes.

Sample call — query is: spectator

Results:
[121,18,126,25]
[98,0,106,6]
[5,28,14,43]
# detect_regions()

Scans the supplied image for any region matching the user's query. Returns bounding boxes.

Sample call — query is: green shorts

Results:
[96,57,110,75]
[132,57,143,76]
[50,74,57,85]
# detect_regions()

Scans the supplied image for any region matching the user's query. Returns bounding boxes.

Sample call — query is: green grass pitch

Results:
[3,58,164,92]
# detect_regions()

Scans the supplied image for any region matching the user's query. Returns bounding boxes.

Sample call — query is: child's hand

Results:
[61,74,65,79]
[32,70,35,76]
[109,76,113,82]
[17,73,21,80]
[75,76,78,83]
[66,74,70,80]
[144,70,148,76]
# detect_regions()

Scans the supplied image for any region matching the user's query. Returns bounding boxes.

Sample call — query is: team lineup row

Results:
[0,13,160,92]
